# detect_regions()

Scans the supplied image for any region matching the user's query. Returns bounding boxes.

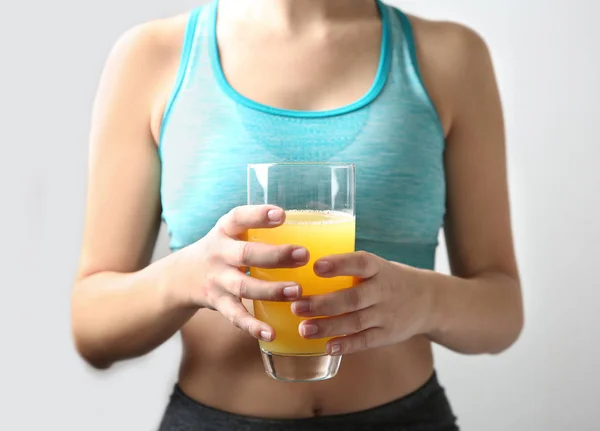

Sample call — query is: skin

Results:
[72,0,523,419]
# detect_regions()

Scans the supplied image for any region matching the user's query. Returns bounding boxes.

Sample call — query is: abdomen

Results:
[177,309,435,418]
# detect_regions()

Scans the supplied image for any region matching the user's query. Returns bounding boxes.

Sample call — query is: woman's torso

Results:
[151,0,450,418]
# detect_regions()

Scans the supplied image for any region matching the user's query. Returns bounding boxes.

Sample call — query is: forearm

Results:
[422,270,523,355]
[71,254,198,369]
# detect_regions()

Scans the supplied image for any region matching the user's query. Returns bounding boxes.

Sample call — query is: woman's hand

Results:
[175,205,309,342]
[291,251,433,355]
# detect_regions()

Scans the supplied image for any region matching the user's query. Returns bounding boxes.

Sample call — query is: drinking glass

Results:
[247,162,356,382]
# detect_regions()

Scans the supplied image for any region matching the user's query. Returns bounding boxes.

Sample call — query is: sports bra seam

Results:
[393,7,446,143]
[158,7,202,158]
[357,238,439,246]
[208,0,392,119]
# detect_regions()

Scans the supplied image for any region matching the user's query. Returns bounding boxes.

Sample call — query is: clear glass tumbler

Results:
[247,162,356,382]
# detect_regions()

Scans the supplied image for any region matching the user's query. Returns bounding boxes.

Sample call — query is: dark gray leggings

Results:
[158,372,459,431]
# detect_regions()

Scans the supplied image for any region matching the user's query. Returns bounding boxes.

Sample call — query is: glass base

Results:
[260,349,342,382]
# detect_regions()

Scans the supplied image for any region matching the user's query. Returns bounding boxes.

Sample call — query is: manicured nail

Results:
[283,285,300,298]
[260,331,272,341]
[267,209,283,222]
[329,343,342,355]
[301,323,319,337]
[292,300,311,313]
[291,248,308,262]
[315,261,332,274]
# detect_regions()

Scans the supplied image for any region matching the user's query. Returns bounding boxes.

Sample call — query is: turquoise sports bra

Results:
[159,0,446,270]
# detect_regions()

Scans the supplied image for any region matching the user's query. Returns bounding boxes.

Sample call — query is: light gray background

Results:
[2,0,598,429]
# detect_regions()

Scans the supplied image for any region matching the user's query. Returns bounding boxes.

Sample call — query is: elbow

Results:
[81,355,113,371]
[76,346,114,371]
[71,297,114,370]
[71,324,114,370]
[489,289,525,355]
[488,316,523,355]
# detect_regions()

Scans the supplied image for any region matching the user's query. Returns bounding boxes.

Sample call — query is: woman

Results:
[71,0,523,429]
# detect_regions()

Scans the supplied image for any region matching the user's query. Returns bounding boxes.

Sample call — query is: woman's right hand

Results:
[172,205,309,342]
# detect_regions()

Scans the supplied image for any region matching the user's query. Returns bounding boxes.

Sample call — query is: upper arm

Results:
[413,19,519,280]
[76,21,179,280]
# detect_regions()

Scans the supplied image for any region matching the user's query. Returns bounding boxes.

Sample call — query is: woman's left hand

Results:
[291,251,435,356]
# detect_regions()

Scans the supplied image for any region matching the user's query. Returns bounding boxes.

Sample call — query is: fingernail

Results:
[292,248,308,262]
[267,209,283,222]
[301,323,318,337]
[315,261,332,273]
[292,300,310,313]
[329,343,342,355]
[260,331,272,341]
[283,285,300,298]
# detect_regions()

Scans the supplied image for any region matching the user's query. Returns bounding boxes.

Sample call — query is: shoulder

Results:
[406,14,491,67]
[92,12,199,141]
[397,12,497,133]
[104,13,192,75]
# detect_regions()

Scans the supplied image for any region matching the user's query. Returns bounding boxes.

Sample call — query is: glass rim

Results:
[248,162,355,169]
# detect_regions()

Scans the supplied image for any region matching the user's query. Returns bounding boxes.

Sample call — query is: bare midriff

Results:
[177,307,434,419]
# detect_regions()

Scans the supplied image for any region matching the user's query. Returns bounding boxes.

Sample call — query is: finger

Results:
[219,205,286,238]
[219,269,302,301]
[314,251,381,279]
[298,307,379,339]
[291,281,377,317]
[214,296,275,342]
[326,327,387,356]
[224,237,309,269]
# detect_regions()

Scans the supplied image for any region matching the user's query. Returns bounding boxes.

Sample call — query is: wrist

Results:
[414,268,447,339]
[149,249,203,312]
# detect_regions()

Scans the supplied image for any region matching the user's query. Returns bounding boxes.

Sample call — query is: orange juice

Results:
[249,210,355,355]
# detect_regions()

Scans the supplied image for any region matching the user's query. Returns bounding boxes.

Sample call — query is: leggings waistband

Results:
[159,371,458,431]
